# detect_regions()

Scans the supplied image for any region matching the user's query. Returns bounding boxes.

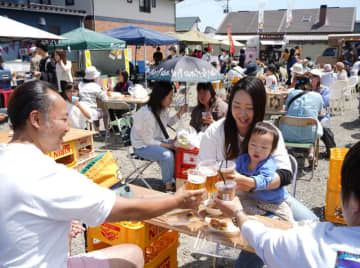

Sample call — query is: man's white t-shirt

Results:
[243,220,360,268]
[0,143,116,268]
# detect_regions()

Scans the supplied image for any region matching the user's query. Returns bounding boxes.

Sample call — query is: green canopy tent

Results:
[54,27,125,50]
[53,27,126,75]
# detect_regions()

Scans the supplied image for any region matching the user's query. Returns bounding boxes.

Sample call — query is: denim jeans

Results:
[235,196,319,268]
[134,145,175,185]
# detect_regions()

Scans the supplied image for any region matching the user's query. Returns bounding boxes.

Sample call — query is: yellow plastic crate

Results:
[328,148,349,191]
[145,231,179,268]
[46,141,77,168]
[86,221,168,252]
[325,188,345,224]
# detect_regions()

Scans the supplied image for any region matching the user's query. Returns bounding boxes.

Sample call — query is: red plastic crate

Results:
[175,147,199,179]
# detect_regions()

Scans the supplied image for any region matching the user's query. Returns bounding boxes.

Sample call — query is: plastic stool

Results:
[0,89,14,108]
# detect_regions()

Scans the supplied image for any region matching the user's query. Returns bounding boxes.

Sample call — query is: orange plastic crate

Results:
[175,147,199,179]
[325,188,346,224]
[86,221,168,252]
[145,231,179,268]
[328,148,349,191]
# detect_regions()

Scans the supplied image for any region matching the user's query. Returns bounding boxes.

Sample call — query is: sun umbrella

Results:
[147,56,223,83]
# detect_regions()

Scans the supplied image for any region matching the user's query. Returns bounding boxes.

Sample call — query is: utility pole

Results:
[214,0,231,14]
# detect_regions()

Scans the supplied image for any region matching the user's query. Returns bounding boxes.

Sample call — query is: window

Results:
[323,47,337,57]
[48,25,60,35]
[39,0,51,4]
[302,16,312,22]
[151,0,156,8]
[139,0,150,13]
[65,0,74,5]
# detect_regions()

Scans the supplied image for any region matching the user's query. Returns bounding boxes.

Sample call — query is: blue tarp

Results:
[102,24,178,46]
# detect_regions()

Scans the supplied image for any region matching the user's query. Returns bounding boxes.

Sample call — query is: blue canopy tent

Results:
[102,25,178,86]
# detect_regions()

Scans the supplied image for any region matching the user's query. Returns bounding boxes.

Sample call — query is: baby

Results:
[236,121,293,221]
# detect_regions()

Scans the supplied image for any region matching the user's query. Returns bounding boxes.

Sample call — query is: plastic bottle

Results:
[271,80,276,91]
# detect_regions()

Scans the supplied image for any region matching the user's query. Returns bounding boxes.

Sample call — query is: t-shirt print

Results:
[335,251,360,268]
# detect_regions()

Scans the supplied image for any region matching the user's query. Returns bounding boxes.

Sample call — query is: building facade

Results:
[0,1,86,60]
[52,0,179,62]
[216,5,357,62]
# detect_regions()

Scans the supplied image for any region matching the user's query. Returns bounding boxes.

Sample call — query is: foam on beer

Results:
[188,174,206,184]
[199,166,217,177]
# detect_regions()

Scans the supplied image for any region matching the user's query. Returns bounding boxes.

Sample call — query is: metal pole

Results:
[144,43,147,88]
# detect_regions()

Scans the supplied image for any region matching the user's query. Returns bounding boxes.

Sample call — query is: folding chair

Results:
[289,154,298,197]
[112,114,154,189]
[279,116,319,180]
[329,80,347,115]
[102,100,131,133]
[346,76,358,107]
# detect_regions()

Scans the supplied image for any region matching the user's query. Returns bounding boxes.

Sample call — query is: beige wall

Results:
[94,0,175,25]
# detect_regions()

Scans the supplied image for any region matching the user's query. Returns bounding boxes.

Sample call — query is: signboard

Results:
[85,50,92,67]
[259,33,285,41]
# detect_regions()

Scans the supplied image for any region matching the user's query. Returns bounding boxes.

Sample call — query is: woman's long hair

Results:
[55,49,67,65]
[224,77,266,160]
[196,82,216,109]
[147,81,173,115]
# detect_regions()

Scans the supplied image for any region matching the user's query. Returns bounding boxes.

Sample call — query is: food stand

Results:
[0,128,96,171]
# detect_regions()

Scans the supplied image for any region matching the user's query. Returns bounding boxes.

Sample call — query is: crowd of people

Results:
[1,41,360,268]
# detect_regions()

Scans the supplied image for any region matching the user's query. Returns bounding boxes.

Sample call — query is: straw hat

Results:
[84,66,100,80]
[310,69,322,78]
[290,63,305,75]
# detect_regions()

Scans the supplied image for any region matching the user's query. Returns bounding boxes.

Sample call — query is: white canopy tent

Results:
[0,16,66,42]
[220,39,245,47]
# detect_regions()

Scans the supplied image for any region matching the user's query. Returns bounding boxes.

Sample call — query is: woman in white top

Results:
[78,66,109,135]
[199,77,318,267]
[54,49,73,92]
[62,82,91,129]
[131,82,187,192]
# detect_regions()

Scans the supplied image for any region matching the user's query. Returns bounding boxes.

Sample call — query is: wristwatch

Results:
[232,209,245,227]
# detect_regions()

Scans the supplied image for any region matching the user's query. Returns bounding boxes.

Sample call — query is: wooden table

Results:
[0,128,96,171]
[107,95,149,105]
[130,185,292,253]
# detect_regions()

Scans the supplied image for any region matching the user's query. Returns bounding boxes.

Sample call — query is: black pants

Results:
[320,127,336,156]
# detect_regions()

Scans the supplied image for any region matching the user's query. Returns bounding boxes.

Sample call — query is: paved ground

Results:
[1,87,359,267]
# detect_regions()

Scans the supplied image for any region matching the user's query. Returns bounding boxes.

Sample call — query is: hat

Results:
[29,46,37,53]
[244,63,258,76]
[84,66,100,80]
[310,69,322,78]
[323,64,332,72]
[290,63,305,75]
[169,46,176,52]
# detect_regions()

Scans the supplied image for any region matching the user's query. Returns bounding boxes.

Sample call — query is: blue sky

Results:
[176,0,360,31]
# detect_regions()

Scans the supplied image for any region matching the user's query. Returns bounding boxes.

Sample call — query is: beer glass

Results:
[198,160,220,200]
[186,169,206,190]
